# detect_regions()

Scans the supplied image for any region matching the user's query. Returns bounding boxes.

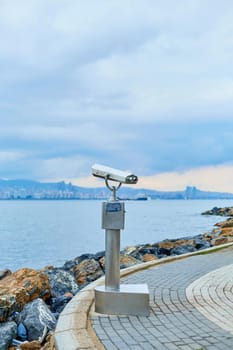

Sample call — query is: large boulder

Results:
[142,254,158,262]
[138,246,158,255]
[124,247,143,260]
[44,267,79,297]
[50,294,73,314]
[211,236,233,246]
[0,321,17,350]
[214,218,233,237]
[158,238,195,249]
[203,217,233,245]
[202,229,220,241]
[73,258,103,287]
[93,251,105,261]
[157,247,171,257]
[77,253,95,263]
[157,241,175,250]
[123,245,158,261]
[215,218,233,228]
[154,238,196,257]
[122,246,138,256]
[171,244,196,255]
[119,255,140,269]
[19,298,56,341]
[194,238,211,250]
[99,254,140,270]
[0,268,51,322]
[219,228,233,237]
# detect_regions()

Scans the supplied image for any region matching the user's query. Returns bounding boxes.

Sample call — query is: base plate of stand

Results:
[95,284,150,316]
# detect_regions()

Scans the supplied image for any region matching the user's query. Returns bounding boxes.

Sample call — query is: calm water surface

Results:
[1,199,232,271]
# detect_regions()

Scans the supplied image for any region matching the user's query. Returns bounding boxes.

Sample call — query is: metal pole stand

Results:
[95,177,150,316]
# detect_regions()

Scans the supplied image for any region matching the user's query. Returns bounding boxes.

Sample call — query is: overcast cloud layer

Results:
[1,0,233,191]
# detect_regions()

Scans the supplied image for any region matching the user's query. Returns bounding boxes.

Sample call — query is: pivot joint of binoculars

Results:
[105,175,122,201]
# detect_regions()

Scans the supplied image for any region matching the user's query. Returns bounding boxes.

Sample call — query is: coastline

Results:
[2,199,229,272]
[1,206,233,349]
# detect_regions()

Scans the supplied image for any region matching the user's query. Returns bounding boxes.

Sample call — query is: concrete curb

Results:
[54,242,233,350]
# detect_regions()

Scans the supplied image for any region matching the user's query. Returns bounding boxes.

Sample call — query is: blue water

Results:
[1,200,232,271]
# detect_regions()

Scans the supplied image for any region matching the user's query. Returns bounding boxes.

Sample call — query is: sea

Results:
[1,199,232,271]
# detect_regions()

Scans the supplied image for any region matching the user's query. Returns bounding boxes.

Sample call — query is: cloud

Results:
[1,1,232,126]
[36,155,93,180]
[0,1,233,188]
[72,164,233,194]
[134,164,233,193]
[0,151,24,162]
[0,118,233,183]
[0,150,35,179]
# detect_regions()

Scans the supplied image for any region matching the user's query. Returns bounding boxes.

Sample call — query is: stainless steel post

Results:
[93,165,149,316]
[105,229,120,291]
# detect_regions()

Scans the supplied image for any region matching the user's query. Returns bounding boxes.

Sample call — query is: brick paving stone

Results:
[91,246,233,349]
[101,340,118,349]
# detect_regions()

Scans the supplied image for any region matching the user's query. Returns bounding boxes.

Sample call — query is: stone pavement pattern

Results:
[187,263,233,335]
[91,247,233,349]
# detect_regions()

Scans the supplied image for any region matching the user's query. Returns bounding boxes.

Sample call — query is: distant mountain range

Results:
[0,179,233,200]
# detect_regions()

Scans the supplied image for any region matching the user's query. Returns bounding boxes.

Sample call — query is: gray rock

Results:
[93,250,105,261]
[157,247,171,257]
[127,248,142,261]
[78,253,95,263]
[171,245,196,255]
[195,238,211,250]
[202,206,233,217]
[0,321,17,350]
[138,247,158,255]
[50,295,72,313]
[44,268,79,297]
[19,298,56,341]
[62,259,78,270]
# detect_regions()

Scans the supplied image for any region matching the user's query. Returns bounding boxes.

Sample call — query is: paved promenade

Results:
[91,246,233,350]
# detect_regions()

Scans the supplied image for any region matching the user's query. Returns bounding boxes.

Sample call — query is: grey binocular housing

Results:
[92,164,138,184]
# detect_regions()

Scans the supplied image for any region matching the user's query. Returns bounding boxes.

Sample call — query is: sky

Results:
[1,0,233,192]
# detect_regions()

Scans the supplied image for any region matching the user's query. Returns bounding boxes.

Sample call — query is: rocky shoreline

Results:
[1,206,233,350]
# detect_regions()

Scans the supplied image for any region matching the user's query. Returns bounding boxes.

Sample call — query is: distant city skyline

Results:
[1,1,233,192]
[0,178,233,200]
